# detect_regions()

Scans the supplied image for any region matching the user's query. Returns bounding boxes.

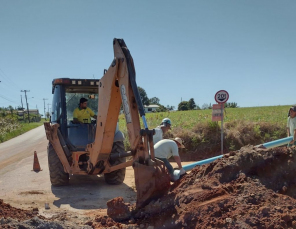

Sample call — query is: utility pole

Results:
[43,98,48,120]
[47,103,51,119]
[20,95,23,109]
[21,90,30,123]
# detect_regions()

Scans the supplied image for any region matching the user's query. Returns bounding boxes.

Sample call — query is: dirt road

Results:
[2,126,296,228]
[0,126,196,228]
[0,126,137,220]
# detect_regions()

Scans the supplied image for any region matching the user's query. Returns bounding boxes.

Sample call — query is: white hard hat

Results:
[161,118,171,125]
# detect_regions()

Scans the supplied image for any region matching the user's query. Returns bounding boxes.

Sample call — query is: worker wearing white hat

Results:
[154,137,186,181]
[153,118,172,145]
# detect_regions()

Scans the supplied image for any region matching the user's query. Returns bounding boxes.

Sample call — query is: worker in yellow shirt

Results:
[73,98,97,124]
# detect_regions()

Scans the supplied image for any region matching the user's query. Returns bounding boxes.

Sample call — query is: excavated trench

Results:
[2,145,296,228]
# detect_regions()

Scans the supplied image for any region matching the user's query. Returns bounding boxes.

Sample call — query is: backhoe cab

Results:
[44,38,170,208]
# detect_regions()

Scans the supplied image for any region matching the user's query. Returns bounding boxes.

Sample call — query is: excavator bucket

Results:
[112,39,171,208]
[133,159,171,209]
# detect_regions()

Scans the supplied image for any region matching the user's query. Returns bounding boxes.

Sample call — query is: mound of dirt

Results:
[101,145,296,229]
[3,145,296,229]
[130,145,296,228]
[0,199,92,229]
[0,199,41,221]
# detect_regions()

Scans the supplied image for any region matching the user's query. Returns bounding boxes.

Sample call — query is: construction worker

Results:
[73,98,97,124]
[154,137,186,181]
[287,106,296,146]
[153,118,172,144]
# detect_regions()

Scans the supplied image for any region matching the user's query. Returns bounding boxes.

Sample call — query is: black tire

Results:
[104,141,126,185]
[47,143,69,186]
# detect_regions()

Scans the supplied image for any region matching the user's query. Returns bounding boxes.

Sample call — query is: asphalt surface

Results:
[0,125,136,219]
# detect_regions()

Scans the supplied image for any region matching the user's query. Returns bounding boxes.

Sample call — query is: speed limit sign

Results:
[215,90,229,104]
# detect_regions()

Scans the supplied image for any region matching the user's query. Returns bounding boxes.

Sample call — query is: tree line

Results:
[138,86,238,112]
[0,106,41,122]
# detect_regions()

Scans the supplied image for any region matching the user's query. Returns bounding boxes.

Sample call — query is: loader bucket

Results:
[133,160,171,209]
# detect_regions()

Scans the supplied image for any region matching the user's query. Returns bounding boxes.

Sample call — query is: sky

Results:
[0,0,295,116]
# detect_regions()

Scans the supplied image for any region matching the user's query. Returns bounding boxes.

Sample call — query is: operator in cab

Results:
[73,98,97,124]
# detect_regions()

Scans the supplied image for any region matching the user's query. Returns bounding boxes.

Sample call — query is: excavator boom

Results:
[86,38,170,208]
[44,38,170,208]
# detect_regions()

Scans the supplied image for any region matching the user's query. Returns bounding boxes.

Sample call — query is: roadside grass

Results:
[0,117,45,143]
[1,105,291,154]
[119,105,291,153]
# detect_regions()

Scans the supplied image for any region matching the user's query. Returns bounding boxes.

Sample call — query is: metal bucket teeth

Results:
[133,160,170,209]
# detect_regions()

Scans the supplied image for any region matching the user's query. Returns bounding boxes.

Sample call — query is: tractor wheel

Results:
[104,141,126,185]
[47,143,69,186]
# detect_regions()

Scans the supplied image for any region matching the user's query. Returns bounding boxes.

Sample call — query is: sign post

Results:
[214,90,229,155]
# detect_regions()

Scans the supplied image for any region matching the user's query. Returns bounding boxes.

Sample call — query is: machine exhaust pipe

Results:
[110,151,132,160]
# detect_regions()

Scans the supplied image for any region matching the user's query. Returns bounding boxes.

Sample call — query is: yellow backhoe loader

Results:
[44,38,170,208]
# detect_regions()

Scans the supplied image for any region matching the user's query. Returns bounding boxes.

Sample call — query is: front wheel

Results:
[47,143,69,186]
[104,141,126,185]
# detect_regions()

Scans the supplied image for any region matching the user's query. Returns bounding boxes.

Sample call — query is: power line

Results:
[0,94,19,105]
[0,68,21,90]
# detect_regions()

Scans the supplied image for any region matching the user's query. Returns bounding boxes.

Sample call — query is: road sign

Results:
[213,90,229,155]
[215,90,229,104]
[212,104,223,121]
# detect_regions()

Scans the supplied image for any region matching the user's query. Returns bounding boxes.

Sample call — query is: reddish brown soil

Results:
[105,145,296,229]
[2,145,296,229]
[138,145,296,229]
[0,199,41,221]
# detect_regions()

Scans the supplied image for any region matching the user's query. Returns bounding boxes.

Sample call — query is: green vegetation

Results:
[0,116,44,143]
[119,105,291,154]
[0,104,291,157]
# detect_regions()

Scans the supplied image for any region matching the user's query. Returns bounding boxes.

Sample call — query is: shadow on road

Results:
[51,174,136,210]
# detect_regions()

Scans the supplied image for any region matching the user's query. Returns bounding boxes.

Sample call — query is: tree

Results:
[166,105,175,111]
[149,97,160,105]
[138,86,150,106]
[46,112,50,119]
[202,103,209,110]
[188,98,196,110]
[156,105,167,112]
[225,102,238,108]
[178,101,189,111]
[8,106,14,115]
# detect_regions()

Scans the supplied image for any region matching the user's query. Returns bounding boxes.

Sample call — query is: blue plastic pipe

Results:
[256,136,293,149]
[173,154,223,181]
[182,155,223,172]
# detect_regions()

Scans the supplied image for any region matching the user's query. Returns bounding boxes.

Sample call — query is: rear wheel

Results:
[104,141,126,185]
[47,143,69,186]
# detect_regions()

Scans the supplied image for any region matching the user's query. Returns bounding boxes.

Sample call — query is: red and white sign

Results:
[212,104,223,121]
[215,90,229,104]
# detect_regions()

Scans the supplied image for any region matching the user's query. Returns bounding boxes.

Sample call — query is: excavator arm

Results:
[86,39,170,208]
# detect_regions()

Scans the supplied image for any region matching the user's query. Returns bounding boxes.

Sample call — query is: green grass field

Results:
[119,105,291,153]
[119,105,290,131]
[0,106,291,154]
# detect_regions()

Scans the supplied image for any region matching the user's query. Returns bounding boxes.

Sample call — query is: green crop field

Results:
[119,105,290,132]
[0,105,292,154]
[118,105,291,153]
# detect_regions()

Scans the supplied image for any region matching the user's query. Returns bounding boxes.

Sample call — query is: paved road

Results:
[0,125,136,218]
[0,126,193,220]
